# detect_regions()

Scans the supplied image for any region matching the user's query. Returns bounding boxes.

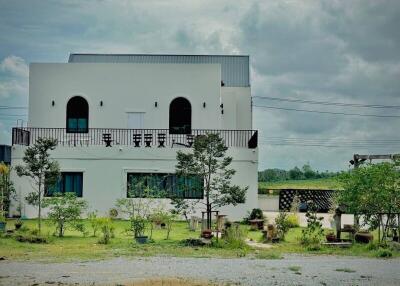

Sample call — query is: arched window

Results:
[66,96,89,133]
[169,97,191,134]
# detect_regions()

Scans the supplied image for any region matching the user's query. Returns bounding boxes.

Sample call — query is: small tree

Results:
[300,201,324,248]
[43,192,88,237]
[0,163,15,219]
[176,133,247,229]
[170,197,197,229]
[15,138,60,234]
[338,161,400,243]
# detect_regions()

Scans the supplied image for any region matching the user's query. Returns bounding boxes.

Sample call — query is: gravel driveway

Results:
[0,255,399,286]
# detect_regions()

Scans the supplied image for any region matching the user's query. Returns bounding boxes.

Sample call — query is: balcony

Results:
[12,127,258,149]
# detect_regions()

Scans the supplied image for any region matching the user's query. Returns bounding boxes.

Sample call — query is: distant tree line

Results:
[258,164,340,182]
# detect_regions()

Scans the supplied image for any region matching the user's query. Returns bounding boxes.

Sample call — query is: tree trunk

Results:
[38,177,42,235]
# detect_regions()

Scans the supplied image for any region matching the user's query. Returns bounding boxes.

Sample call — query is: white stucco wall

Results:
[10,146,258,221]
[10,61,258,222]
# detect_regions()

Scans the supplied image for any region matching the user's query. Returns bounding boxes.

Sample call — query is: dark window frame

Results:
[46,172,83,197]
[127,173,203,199]
[169,97,192,134]
[66,96,89,133]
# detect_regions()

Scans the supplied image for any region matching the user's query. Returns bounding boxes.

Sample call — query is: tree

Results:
[289,166,303,180]
[337,161,400,243]
[43,192,88,237]
[15,138,60,234]
[176,133,247,229]
[0,163,15,218]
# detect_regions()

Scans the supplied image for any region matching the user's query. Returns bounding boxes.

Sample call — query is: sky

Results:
[0,0,399,171]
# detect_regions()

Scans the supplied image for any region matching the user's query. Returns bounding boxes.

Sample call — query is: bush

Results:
[97,217,114,244]
[88,211,102,237]
[14,233,48,244]
[275,212,291,241]
[244,208,264,224]
[43,192,88,237]
[376,248,393,258]
[300,202,324,246]
[223,224,248,249]
[286,214,300,228]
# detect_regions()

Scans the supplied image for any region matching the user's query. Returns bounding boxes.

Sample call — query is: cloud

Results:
[0,1,399,170]
[0,55,28,78]
[0,55,28,98]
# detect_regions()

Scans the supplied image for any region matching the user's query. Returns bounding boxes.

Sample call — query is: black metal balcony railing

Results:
[12,127,258,149]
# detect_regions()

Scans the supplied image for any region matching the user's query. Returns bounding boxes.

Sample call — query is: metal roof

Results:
[68,54,250,87]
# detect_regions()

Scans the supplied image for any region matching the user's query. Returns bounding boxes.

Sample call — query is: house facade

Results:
[10,54,258,221]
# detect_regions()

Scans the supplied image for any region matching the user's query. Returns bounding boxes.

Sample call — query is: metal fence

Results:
[12,127,258,149]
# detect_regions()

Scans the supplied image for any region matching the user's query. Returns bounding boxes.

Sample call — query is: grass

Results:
[258,177,342,191]
[0,219,398,262]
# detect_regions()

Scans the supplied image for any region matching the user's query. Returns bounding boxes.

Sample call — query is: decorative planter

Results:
[201,229,213,239]
[355,232,373,244]
[0,222,6,232]
[135,236,148,244]
[326,233,336,242]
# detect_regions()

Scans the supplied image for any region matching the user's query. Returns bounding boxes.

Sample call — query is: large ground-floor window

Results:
[46,172,83,197]
[127,173,203,199]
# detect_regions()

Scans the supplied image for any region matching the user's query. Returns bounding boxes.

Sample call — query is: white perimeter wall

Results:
[10,146,258,221]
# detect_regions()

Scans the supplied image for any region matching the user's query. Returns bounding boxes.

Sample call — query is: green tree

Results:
[176,133,247,229]
[337,161,400,243]
[302,164,316,179]
[15,138,60,234]
[43,192,88,237]
[0,163,15,218]
[289,166,303,180]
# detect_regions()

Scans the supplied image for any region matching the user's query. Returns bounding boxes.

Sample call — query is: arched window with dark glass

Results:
[169,97,191,134]
[66,96,89,133]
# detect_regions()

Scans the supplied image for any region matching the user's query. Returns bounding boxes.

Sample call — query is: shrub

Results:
[109,208,118,219]
[222,224,248,249]
[376,248,393,258]
[43,192,88,237]
[286,214,300,228]
[300,202,324,246]
[97,217,114,244]
[14,233,48,243]
[244,208,264,224]
[88,211,102,237]
[275,212,291,241]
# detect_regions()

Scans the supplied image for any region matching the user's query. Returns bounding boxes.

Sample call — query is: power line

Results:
[253,104,400,118]
[253,96,400,109]
[263,136,400,142]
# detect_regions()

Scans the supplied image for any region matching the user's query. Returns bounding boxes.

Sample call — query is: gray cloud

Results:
[0,0,399,171]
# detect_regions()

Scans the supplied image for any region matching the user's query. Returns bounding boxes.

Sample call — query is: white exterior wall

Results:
[11,61,258,221]
[10,146,258,221]
[29,63,223,130]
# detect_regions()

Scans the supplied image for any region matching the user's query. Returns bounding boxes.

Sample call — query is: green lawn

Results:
[259,178,343,191]
[0,218,398,262]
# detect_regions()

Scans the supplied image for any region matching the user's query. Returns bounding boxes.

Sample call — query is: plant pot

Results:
[355,231,373,244]
[135,236,148,244]
[201,229,213,239]
[15,223,22,230]
[0,222,6,232]
[326,233,336,242]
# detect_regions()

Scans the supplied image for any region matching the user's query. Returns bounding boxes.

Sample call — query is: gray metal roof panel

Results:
[68,54,250,87]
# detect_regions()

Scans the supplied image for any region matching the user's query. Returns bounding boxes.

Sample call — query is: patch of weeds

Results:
[288,266,301,272]
[335,268,356,273]
[376,248,392,258]
[254,251,282,260]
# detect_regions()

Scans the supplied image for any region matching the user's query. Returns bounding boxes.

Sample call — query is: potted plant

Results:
[355,230,373,243]
[325,231,336,242]
[201,229,213,239]
[0,211,6,232]
[15,218,23,230]
[132,216,148,244]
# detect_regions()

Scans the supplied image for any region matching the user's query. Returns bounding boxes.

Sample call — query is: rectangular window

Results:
[127,173,203,199]
[46,172,83,197]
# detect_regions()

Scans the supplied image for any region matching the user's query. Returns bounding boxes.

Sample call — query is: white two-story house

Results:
[10,54,258,221]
